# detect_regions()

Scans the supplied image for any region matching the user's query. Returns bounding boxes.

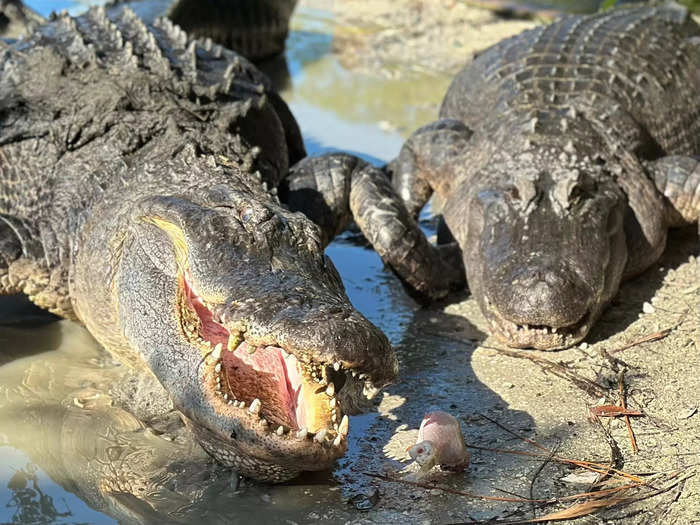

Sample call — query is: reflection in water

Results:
[5,464,71,525]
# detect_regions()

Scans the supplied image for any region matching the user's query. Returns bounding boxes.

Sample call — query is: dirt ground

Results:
[298,1,700,523]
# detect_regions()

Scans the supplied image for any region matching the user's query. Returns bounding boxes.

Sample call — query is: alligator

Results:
[0,6,415,482]
[368,3,700,350]
[1,0,298,62]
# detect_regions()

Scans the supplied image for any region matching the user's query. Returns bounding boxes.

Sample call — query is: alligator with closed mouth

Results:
[0,6,427,481]
[362,3,699,350]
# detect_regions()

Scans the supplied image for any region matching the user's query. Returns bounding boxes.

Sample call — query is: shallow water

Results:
[0,3,449,524]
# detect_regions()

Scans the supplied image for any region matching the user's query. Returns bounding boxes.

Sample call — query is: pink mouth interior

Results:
[183,274,307,430]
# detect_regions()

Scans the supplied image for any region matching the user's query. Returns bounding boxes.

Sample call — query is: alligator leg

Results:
[385,119,473,218]
[280,154,466,301]
[646,155,700,226]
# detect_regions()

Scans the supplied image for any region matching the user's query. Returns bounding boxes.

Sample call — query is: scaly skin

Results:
[167,0,299,62]
[381,4,700,349]
[1,0,298,62]
[0,7,401,481]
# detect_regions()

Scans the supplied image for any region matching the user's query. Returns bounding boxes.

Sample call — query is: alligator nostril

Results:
[493,265,590,327]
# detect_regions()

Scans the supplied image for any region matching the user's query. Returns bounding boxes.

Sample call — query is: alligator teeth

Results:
[276,426,286,436]
[223,393,228,401]
[329,398,336,408]
[314,429,327,443]
[296,427,308,439]
[214,362,222,373]
[333,362,341,371]
[363,383,379,400]
[227,334,240,352]
[326,383,335,397]
[228,400,234,405]
[339,415,349,437]
[239,401,246,409]
[211,343,223,360]
[552,327,558,333]
[332,434,343,447]
[249,398,261,414]
[358,373,367,380]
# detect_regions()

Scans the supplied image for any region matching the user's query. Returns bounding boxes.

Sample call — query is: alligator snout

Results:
[499,265,591,327]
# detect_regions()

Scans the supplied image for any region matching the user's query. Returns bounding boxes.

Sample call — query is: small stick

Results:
[618,372,639,454]
[466,444,645,484]
[363,472,643,504]
[476,414,645,483]
[609,323,679,354]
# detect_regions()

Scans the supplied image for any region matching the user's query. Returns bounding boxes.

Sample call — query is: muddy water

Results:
[0,3,453,524]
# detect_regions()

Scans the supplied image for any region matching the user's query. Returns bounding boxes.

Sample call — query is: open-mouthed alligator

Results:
[0,7,401,482]
[289,3,700,350]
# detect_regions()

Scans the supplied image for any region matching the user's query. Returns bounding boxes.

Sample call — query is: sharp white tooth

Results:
[553,327,558,333]
[228,400,233,405]
[249,398,261,414]
[326,383,335,397]
[358,373,367,380]
[260,418,269,427]
[214,362,222,373]
[276,426,285,436]
[212,343,223,360]
[339,415,349,437]
[239,401,246,409]
[314,429,327,442]
[363,384,379,399]
[329,398,336,408]
[351,370,357,377]
[333,361,341,371]
[333,434,342,447]
[223,393,228,400]
[296,427,308,439]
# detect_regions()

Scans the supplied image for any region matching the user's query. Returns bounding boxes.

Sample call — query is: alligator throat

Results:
[180,274,336,433]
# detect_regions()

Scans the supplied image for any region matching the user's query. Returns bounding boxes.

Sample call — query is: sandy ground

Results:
[298,1,700,523]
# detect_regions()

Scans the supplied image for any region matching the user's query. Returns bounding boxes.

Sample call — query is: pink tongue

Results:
[223,342,300,428]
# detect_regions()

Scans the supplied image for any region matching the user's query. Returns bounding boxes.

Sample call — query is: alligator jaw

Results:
[176,269,383,476]
[485,299,594,350]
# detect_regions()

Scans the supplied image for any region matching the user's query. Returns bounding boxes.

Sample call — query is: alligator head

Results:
[71,152,397,482]
[446,144,629,350]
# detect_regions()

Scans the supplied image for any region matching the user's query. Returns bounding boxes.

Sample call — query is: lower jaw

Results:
[489,313,593,351]
[184,416,334,483]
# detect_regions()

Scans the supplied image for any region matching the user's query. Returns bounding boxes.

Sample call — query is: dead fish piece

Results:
[404,410,470,480]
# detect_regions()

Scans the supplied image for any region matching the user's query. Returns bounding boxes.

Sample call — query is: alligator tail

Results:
[167,0,298,62]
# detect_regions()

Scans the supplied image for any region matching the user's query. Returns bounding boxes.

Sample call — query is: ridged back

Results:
[441,5,700,156]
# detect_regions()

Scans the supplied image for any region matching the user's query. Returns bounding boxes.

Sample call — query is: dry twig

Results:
[618,372,639,454]
[483,346,608,398]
